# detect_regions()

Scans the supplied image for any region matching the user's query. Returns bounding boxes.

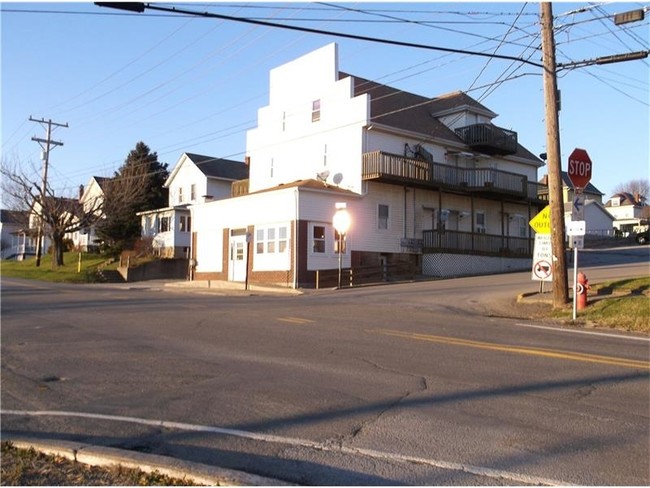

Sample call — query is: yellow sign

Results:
[529,205,551,234]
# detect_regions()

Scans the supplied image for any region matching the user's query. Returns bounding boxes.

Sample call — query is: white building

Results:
[189,44,548,288]
[139,152,248,258]
[605,192,648,235]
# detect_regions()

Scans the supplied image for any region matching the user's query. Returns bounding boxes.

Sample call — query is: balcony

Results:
[422,229,533,257]
[454,123,518,156]
[362,151,545,202]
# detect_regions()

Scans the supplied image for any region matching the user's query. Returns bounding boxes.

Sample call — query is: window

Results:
[179,215,191,233]
[256,229,265,254]
[312,225,326,253]
[475,212,486,233]
[267,227,276,253]
[178,187,184,203]
[518,216,527,237]
[256,225,289,255]
[279,226,287,253]
[311,99,321,122]
[282,111,286,131]
[378,204,389,230]
[190,184,196,201]
[159,216,170,233]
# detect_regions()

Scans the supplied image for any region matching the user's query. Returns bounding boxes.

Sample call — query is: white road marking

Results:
[1,409,568,485]
[513,322,650,342]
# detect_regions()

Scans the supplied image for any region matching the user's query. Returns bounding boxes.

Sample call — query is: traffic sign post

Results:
[567,148,593,320]
[529,207,553,292]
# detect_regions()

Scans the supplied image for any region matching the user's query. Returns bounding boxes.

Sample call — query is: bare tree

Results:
[1,162,104,268]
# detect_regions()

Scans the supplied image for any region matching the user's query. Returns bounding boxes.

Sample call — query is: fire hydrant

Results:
[577,272,589,310]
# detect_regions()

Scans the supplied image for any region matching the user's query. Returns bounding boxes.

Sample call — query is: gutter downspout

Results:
[293,187,299,289]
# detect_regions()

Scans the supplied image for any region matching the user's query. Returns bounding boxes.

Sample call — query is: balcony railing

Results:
[454,123,518,156]
[362,151,545,201]
[422,229,533,257]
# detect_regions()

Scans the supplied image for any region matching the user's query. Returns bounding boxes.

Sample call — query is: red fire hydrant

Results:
[577,272,589,310]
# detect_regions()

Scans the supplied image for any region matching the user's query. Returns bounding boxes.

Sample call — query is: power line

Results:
[95,3,544,68]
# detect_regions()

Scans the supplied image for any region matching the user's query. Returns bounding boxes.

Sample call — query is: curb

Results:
[5,436,291,486]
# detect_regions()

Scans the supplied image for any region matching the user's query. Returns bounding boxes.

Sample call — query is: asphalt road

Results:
[2,249,649,485]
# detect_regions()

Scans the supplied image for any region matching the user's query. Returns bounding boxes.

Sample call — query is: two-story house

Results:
[139,152,248,258]
[189,43,548,287]
[0,209,30,260]
[68,176,108,251]
[605,192,648,236]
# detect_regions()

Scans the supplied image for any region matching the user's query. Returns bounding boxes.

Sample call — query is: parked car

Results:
[635,230,649,245]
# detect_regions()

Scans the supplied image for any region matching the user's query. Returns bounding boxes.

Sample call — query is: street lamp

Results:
[332,202,351,289]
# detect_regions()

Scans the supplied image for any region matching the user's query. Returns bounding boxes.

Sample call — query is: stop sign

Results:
[567,148,592,188]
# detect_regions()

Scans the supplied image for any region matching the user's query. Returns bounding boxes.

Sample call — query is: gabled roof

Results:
[605,192,641,207]
[341,73,541,165]
[560,172,603,196]
[185,153,249,181]
[563,200,614,220]
[165,153,249,187]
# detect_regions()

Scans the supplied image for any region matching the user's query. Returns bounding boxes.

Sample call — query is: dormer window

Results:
[312,99,321,122]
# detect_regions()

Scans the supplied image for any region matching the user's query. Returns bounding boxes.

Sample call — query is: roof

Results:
[560,172,603,195]
[605,192,641,207]
[0,209,28,224]
[341,73,541,165]
[248,178,360,197]
[185,153,249,181]
[563,200,614,220]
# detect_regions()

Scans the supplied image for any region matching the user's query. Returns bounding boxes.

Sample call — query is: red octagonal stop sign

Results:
[567,148,592,189]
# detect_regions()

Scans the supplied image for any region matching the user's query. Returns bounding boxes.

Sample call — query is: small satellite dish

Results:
[316,170,330,183]
[333,173,343,185]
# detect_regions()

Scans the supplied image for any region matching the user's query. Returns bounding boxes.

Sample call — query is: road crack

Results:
[327,358,429,447]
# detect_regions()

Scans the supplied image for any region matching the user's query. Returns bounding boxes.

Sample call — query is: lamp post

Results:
[333,202,351,289]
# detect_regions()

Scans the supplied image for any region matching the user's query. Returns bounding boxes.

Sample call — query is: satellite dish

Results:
[333,173,343,185]
[316,170,330,182]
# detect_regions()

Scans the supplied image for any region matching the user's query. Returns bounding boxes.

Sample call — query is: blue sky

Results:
[1,2,648,201]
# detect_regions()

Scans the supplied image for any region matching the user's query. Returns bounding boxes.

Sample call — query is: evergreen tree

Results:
[96,142,168,254]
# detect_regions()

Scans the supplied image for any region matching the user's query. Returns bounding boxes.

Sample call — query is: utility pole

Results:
[30,116,68,267]
[539,3,569,308]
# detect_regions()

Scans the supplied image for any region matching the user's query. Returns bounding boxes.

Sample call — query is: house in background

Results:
[539,172,613,236]
[139,152,248,258]
[69,176,108,251]
[605,192,648,236]
[0,209,31,260]
[189,43,548,288]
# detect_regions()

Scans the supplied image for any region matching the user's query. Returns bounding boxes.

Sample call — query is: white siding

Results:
[192,188,298,273]
[246,43,369,195]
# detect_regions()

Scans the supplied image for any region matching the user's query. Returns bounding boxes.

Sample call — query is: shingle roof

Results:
[0,209,28,224]
[185,153,249,181]
[341,73,541,165]
[560,172,603,195]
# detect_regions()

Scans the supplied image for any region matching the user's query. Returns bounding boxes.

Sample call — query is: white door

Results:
[228,234,247,282]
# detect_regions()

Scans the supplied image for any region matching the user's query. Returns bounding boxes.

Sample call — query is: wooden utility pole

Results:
[539,3,569,307]
[30,117,68,267]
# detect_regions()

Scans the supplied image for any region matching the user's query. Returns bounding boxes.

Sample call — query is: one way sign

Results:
[572,192,585,221]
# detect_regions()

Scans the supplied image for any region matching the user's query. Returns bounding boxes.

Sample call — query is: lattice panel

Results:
[422,253,530,278]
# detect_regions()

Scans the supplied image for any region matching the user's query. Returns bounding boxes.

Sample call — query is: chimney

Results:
[79,184,84,200]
